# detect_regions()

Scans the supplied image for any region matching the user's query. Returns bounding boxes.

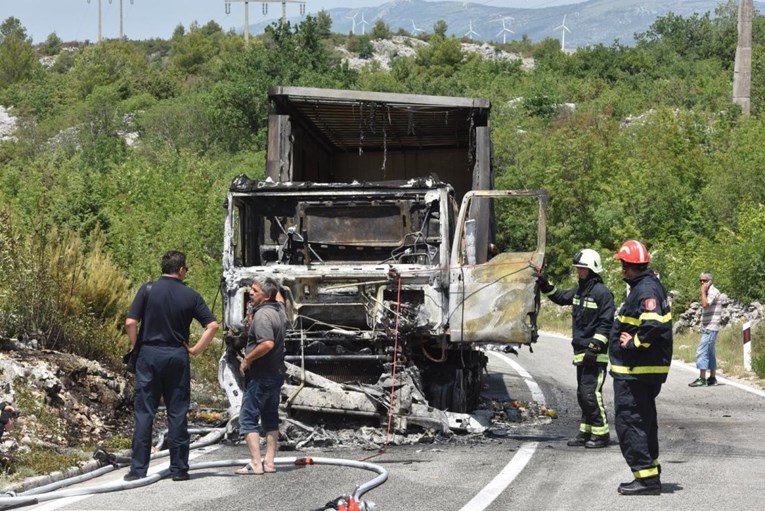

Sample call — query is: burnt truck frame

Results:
[219,87,547,433]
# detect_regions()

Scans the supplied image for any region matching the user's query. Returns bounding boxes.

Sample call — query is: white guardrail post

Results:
[743,320,752,371]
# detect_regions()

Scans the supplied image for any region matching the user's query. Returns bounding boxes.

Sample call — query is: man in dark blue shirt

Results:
[124,250,218,482]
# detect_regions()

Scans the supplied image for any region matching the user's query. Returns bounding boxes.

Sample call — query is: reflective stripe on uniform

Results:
[633,334,651,348]
[572,353,609,364]
[594,368,609,434]
[617,310,671,327]
[640,311,672,323]
[610,364,669,375]
[593,333,608,343]
[633,466,660,478]
[572,297,599,309]
[617,314,641,326]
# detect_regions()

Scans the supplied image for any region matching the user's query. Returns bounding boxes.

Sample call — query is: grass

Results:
[1,445,87,485]
[537,301,765,388]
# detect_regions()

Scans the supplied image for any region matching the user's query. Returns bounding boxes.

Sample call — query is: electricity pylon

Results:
[225,0,306,45]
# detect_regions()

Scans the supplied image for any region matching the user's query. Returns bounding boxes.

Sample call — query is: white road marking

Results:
[457,442,538,511]
[671,360,765,398]
[543,330,765,399]
[456,351,545,511]
[488,351,546,405]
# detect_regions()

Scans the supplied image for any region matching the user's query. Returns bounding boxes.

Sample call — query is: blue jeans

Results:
[240,374,284,434]
[695,329,719,370]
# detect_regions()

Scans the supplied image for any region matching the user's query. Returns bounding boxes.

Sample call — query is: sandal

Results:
[235,462,264,475]
[264,463,277,473]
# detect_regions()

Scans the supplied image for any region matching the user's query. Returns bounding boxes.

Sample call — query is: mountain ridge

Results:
[250,0,762,48]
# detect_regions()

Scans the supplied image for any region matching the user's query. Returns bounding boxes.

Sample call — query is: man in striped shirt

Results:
[689,271,722,387]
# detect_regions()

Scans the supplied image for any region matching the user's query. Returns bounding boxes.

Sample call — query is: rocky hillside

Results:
[0,339,225,485]
[339,35,535,71]
[0,341,134,465]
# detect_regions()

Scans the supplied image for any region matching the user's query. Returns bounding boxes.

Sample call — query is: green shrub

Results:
[753,352,765,379]
[0,218,130,365]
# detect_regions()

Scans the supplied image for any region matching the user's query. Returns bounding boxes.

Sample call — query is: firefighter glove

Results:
[536,273,554,294]
[582,348,599,366]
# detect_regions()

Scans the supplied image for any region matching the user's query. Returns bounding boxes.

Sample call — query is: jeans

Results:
[695,328,719,370]
[240,373,284,434]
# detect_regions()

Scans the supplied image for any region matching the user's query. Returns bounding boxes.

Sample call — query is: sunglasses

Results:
[699,279,709,283]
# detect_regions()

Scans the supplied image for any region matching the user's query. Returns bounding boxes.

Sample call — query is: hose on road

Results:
[0,433,387,511]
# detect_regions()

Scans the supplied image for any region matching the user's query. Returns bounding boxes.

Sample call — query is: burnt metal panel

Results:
[268,86,490,154]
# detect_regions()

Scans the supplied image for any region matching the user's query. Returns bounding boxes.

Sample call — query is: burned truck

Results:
[219,87,547,432]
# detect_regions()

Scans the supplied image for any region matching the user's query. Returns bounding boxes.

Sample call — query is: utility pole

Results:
[269,1,306,25]
[88,0,102,42]
[225,0,306,44]
[118,0,135,40]
[88,0,134,42]
[733,0,753,114]
[225,1,252,45]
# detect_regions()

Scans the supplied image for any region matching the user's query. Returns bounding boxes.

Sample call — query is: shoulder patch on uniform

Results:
[644,298,657,311]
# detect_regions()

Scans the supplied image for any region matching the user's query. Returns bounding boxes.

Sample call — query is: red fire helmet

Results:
[614,239,650,264]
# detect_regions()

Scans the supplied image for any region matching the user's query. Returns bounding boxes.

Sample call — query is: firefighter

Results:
[536,248,615,449]
[610,240,673,496]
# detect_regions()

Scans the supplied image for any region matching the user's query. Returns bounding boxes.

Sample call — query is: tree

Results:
[433,19,448,38]
[68,41,149,98]
[0,18,37,88]
[414,36,463,74]
[0,17,27,42]
[357,35,374,59]
[169,26,218,75]
[40,32,63,56]
[172,24,185,40]
[371,19,391,40]
[316,10,333,39]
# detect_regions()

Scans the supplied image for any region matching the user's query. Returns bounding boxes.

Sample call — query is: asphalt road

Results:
[15,332,765,511]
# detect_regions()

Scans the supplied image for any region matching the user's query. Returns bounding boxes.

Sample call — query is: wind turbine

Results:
[493,16,514,44]
[411,19,425,35]
[554,15,571,51]
[347,11,358,34]
[464,20,479,40]
[360,12,369,35]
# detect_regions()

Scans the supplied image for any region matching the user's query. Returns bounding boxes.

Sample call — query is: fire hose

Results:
[0,439,387,510]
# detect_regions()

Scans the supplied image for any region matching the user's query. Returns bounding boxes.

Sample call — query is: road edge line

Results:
[456,351,545,511]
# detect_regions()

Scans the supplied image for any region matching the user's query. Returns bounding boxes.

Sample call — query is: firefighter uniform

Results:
[609,268,672,484]
[546,274,615,440]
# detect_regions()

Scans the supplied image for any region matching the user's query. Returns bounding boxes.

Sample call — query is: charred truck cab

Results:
[220,87,547,433]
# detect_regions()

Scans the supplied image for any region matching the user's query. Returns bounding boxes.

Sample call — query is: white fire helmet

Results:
[572,248,603,274]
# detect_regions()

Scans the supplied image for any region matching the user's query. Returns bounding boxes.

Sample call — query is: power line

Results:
[225,0,306,44]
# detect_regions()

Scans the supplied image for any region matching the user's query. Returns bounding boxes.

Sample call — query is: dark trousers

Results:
[131,344,191,477]
[576,363,609,435]
[613,378,662,479]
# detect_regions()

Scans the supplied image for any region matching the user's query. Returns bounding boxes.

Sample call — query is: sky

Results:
[0,0,586,43]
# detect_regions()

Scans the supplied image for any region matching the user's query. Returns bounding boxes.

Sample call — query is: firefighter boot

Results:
[584,434,610,449]
[566,432,590,447]
[617,476,661,495]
